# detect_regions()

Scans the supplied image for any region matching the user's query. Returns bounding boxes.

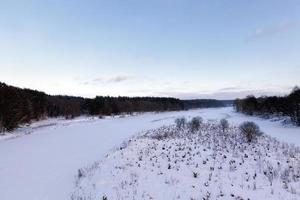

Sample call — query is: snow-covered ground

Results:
[0,107,299,200]
[73,123,300,200]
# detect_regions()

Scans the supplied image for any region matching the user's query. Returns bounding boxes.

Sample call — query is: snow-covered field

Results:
[0,107,299,200]
[73,123,300,200]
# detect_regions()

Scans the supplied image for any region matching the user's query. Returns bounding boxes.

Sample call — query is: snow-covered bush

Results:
[188,117,202,132]
[144,126,177,140]
[220,119,229,132]
[239,121,262,142]
[175,117,186,129]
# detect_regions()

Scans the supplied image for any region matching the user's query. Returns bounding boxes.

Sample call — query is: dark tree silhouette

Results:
[234,87,300,126]
[0,82,183,131]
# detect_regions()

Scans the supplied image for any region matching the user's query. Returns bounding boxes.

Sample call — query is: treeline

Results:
[0,82,232,132]
[234,87,300,126]
[183,99,232,109]
[48,96,183,118]
[87,96,183,116]
[0,83,47,132]
[0,82,183,132]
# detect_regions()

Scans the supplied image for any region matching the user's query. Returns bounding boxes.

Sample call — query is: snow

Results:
[72,124,300,200]
[0,107,299,200]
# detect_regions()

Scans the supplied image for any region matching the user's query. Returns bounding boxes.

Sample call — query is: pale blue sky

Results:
[0,0,299,99]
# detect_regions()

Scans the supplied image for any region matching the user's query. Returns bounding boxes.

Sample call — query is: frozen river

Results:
[0,107,299,200]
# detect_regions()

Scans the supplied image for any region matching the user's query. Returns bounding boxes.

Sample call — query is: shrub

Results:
[239,121,262,142]
[98,115,104,119]
[220,119,229,132]
[189,117,202,132]
[193,171,198,178]
[175,117,186,129]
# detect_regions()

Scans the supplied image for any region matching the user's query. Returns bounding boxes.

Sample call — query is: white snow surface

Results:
[0,107,299,200]
[73,124,300,200]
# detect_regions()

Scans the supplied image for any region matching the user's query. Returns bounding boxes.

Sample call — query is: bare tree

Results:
[189,117,203,132]
[239,121,262,142]
[175,117,187,129]
[220,119,229,132]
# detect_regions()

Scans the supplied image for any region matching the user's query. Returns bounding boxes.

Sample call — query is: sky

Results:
[0,0,299,99]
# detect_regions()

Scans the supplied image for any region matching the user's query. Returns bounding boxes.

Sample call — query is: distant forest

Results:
[183,99,233,109]
[234,87,300,126]
[0,82,228,132]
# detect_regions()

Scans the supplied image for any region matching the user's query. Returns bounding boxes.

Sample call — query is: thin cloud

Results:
[248,21,299,40]
[83,75,134,85]
[92,77,103,82]
[107,75,131,83]
[218,86,241,91]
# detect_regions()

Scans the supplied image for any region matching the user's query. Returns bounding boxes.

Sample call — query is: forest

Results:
[183,99,232,109]
[0,82,187,131]
[0,82,232,132]
[234,87,300,126]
